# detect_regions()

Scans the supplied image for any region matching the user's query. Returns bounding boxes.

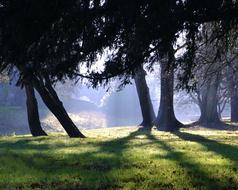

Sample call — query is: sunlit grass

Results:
[0,127,238,190]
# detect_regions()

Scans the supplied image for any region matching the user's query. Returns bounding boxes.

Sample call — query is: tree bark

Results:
[229,76,238,122]
[32,77,85,138]
[198,74,221,124]
[225,67,238,122]
[154,51,183,131]
[25,83,47,136]
[134,66,155,130]
[230,92,238,122]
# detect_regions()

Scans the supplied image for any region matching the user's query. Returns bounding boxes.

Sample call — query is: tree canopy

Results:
[1,0,238,87]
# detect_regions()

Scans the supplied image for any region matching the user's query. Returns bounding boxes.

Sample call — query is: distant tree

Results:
[217,75,230,119]
[183,23,238,125]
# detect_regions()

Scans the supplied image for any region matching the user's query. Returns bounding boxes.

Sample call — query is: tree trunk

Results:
[134,66,155,130]
[25,83,47,136]
[226,68,238,122]
[154,51,183,131]
[198,75,220,124]
[230,93,238,122]
[32,77,85,138]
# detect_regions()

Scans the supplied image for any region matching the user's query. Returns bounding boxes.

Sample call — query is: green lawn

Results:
[0,127,238,190]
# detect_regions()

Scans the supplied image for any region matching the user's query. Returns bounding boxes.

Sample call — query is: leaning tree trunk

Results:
[134,66,155,130]
[154,51,183,131]
[32,77,85,138]
[25,83,47,136]
[198,75,220,124]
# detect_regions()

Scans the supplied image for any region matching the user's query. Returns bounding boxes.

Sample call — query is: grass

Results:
[0,127,238,190]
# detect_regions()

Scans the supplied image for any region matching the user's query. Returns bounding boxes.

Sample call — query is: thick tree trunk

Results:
[230,77,238,122]
[25,83,47,136]
[134,66,155,130]
[32,77,85,138]
[198,75,220,124]
[154,51,183,131]
[226,68,238,122]
[230,93,238,122]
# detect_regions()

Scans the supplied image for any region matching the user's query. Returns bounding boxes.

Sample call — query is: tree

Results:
[0,70,46,136]
[1,0,238,134]
[221,62,238,122]
[0,1,88,137]
[197,73,221,124]
[217,80,230,119]
[227,69,238,122]
[155,49,184,131]
[183,26,222,125]
[24,81,47,136]
[32,75,85,137]
[134,66,155,130]
[1,1,238,81]
[183,23,238,125]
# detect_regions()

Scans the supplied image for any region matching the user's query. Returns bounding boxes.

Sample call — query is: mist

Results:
[0,74,230,135]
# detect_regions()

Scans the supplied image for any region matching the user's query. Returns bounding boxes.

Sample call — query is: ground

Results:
[0,127,238,190]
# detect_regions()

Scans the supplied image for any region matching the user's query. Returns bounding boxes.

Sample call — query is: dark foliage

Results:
[0,0,238,87]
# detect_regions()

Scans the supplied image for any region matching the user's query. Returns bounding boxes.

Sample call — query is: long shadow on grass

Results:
[187,121,238,131]
[0,132,144,189]
[97,130,237,189]
[143,132,227,189]
[0,137,82,151]
[1,130,237,189]
[172,131,238,164]
[170,131,238,189]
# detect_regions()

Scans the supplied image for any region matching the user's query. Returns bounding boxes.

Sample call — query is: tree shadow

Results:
[0,131,144,189]
[0,130,238,189]
[186,121,238,131]
[95,129,238,189]
[172,131,238,164]
[142,132,231,189]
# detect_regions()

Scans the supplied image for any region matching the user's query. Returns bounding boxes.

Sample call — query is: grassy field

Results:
[0,127,238,190]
